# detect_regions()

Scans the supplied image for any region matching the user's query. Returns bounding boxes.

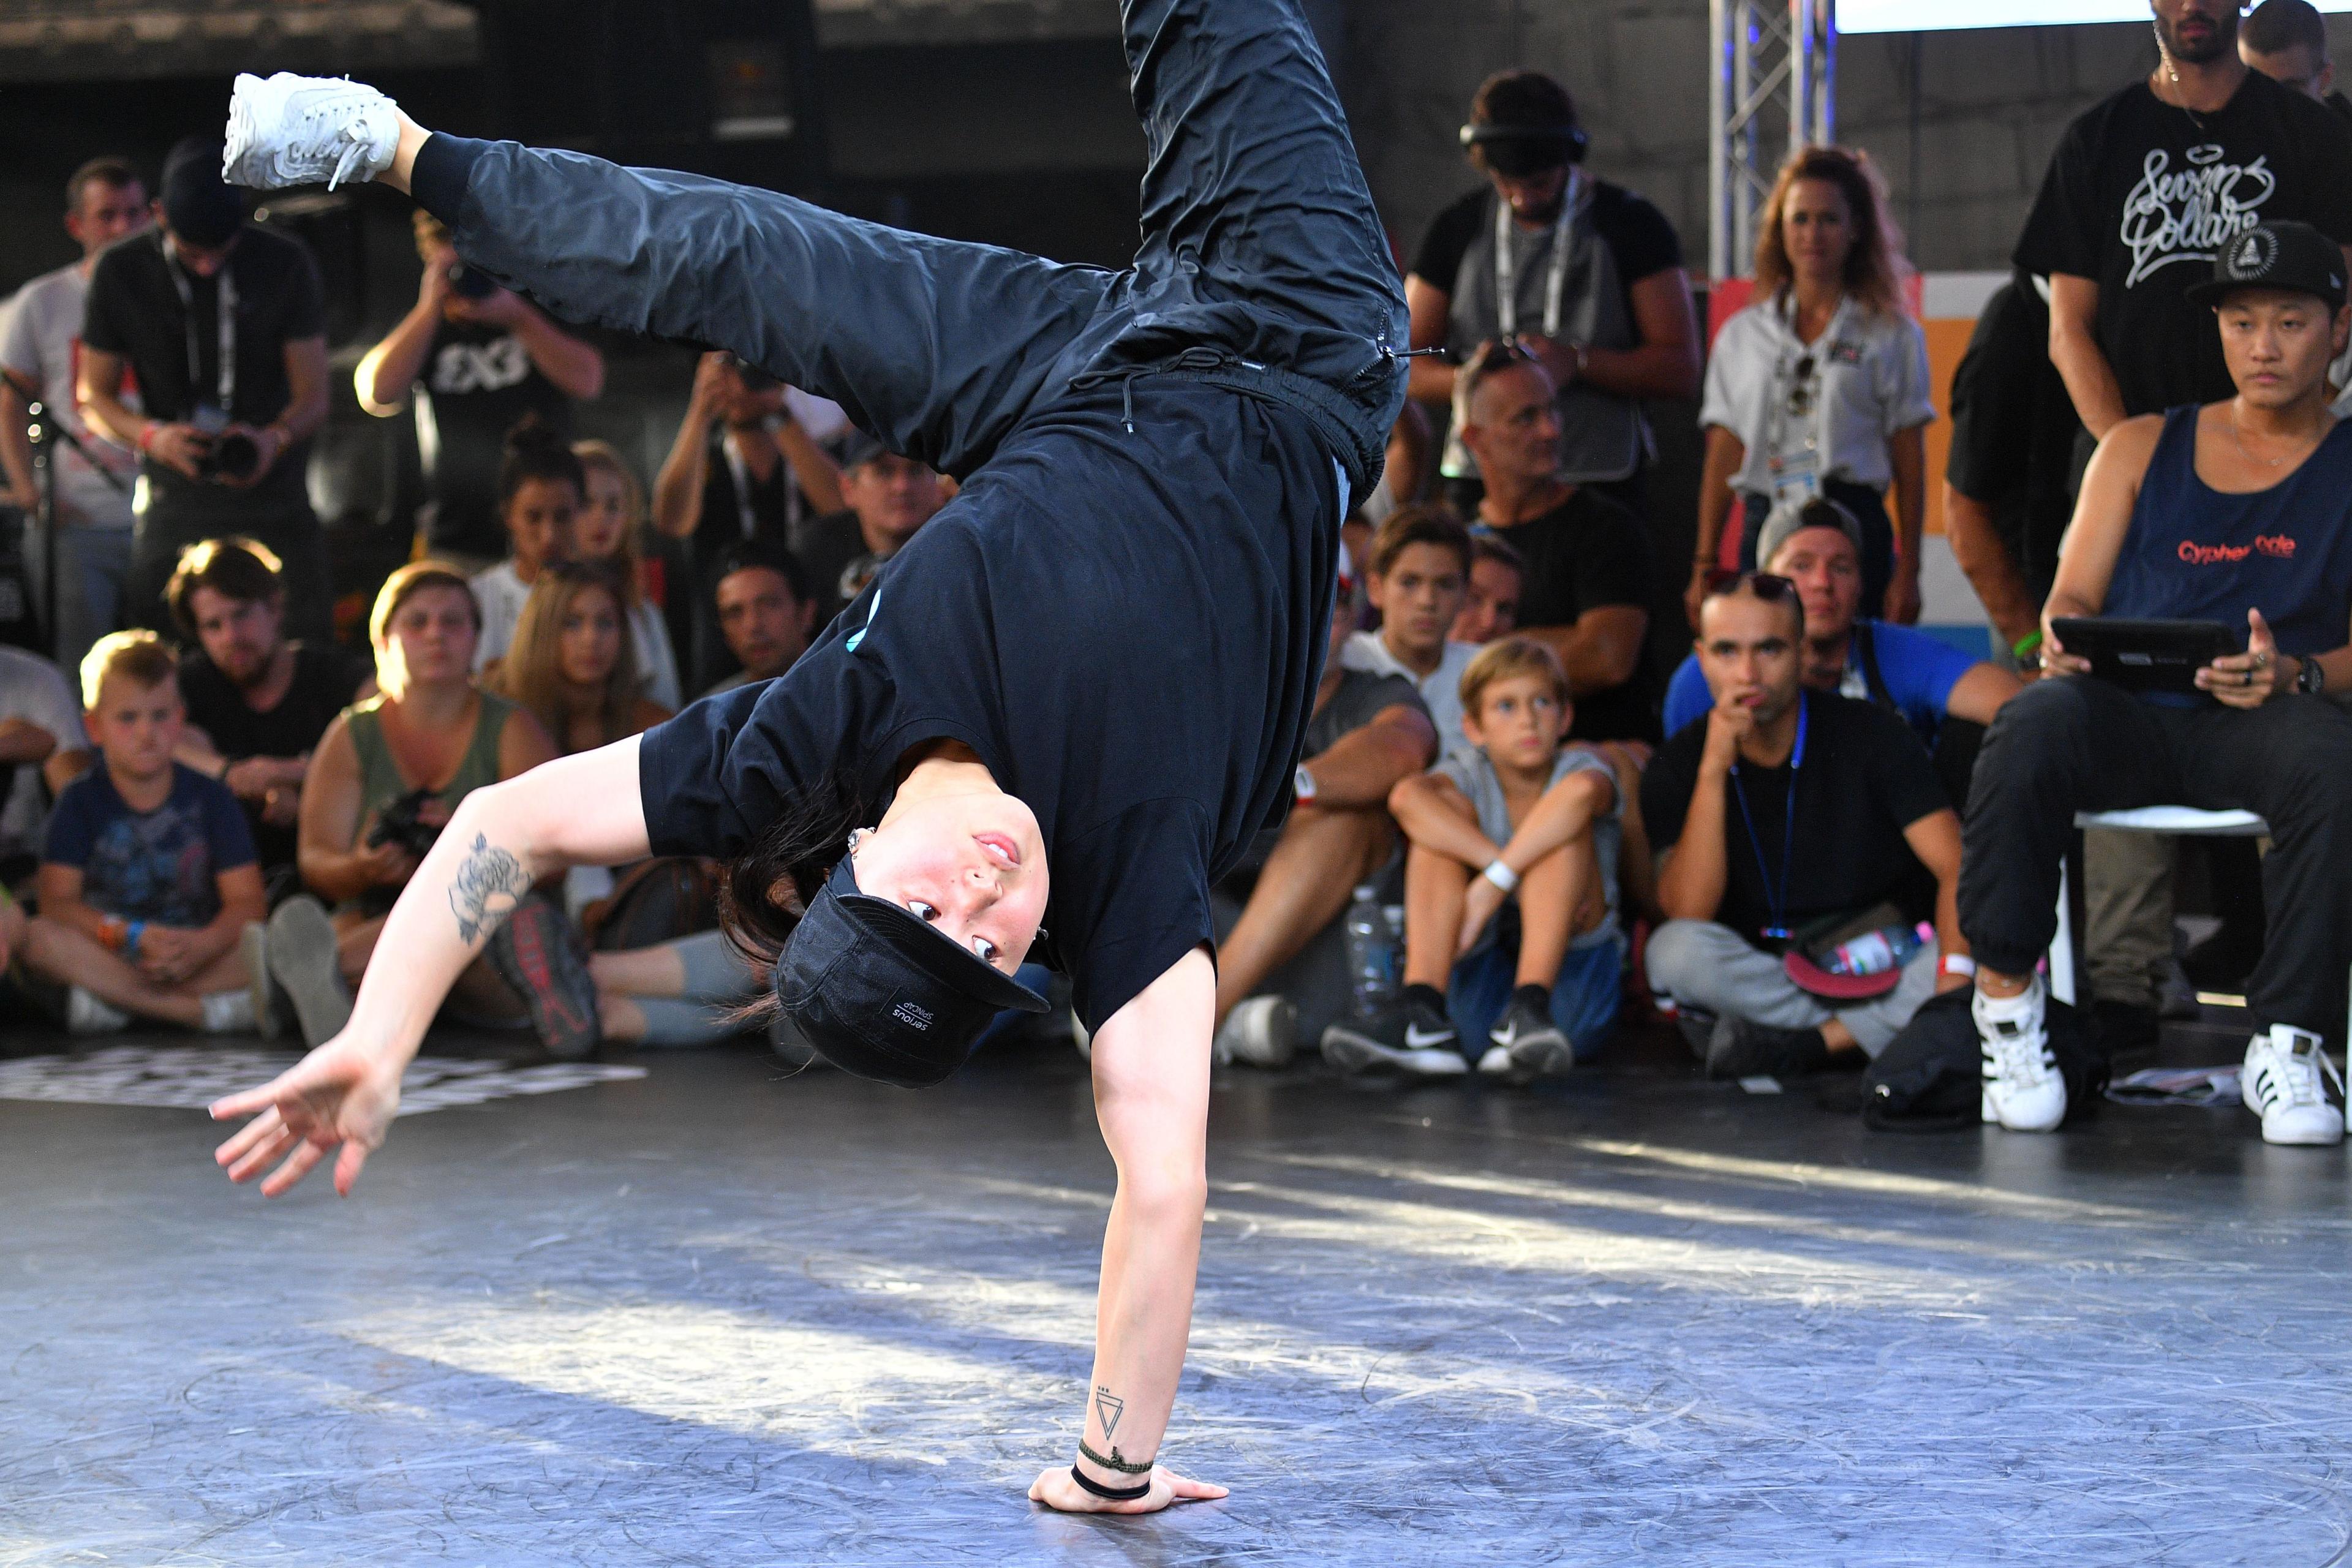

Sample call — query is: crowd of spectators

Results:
[6,2,2352,1152]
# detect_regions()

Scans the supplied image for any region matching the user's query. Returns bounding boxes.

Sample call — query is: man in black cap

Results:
[209,0,1403,1514]
[1965,219,2352,1147]
[76,137,333,641]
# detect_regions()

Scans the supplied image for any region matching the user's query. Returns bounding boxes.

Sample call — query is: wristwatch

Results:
[2299,656,2328,696]
[1294,763,1319,804]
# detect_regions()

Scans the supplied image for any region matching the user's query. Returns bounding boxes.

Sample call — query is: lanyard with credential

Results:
[165,239,236,416]
[1492,170,1580,341]
[1728,696,1808,944]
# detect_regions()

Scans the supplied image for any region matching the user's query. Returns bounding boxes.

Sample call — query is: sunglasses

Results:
[1702,570,1796,603]
[1785,353,1818,418]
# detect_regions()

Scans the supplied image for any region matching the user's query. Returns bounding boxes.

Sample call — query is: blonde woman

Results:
[571,439,682,708]
[492,560,672,755]
[1690,145,1933,628]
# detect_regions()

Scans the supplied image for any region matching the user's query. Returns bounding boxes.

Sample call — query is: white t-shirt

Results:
[1340,630,1478,757]
[1699,291,1935,498]
[0,263,140,528]
[0,644,88,859]
[473,561,684,710]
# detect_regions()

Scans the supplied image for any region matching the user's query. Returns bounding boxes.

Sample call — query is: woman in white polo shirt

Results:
[1689,145,1934,630]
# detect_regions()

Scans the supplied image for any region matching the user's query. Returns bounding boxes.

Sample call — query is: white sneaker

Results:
[224,72,401,191]
[1476,1044,1515,1077]
[1214,996,1297,1069]
[199,989,256,1035]
[1977,978,2066,1132]
[266,895,353,1048]
[66,986,130,1036]
[2242,1025,2345,1146]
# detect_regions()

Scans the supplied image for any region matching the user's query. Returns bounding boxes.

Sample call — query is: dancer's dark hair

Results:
[497,415,586,512]
[717,769,870,1019]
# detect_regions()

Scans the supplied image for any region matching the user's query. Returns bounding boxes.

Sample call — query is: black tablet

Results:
[2051,617,2239,695]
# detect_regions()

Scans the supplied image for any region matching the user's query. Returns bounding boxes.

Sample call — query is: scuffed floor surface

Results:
[1,1025,2347,1566]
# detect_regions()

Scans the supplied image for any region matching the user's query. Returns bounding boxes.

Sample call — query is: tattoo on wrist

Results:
[447,832,530,944]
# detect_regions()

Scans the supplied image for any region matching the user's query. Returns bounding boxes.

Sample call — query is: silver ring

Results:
[2253,650,2271,669]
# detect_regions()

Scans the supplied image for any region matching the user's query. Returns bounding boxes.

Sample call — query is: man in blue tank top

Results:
[1962,221,2352,1146]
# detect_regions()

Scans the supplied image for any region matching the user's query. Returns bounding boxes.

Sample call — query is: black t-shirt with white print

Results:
[415,319,572,559]
[2014,72,2352,417]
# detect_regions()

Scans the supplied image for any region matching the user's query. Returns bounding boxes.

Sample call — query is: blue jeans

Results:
[1449,929,1626,1065]
[410,0,1406,489]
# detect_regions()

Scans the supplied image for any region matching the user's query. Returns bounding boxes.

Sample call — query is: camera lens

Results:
[212,432,260,481]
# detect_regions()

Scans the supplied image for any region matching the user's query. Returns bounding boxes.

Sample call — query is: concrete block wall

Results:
[1335,5,2352,274]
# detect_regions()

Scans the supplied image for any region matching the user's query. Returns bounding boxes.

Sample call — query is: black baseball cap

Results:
[774,855,1049,1088]
[2185,220,2348,312]
[837,428,889,472]
[161,137,244,249]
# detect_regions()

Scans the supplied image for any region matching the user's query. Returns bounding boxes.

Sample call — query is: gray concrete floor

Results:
[0,1014,2346,1566]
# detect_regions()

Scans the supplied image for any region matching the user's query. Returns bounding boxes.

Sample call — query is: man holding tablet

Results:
[1962,220,2352,1145]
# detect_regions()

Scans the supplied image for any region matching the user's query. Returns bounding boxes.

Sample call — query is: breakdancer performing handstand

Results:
[205,0,1404,1517]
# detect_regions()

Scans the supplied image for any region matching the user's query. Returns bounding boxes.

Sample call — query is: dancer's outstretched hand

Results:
[209,1033,405,1198]
[1028,1464,1228,1514]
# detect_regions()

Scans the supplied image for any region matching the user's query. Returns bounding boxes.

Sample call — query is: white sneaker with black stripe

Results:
[2242,1025,2344,1146]
[1977,976,2065,1132]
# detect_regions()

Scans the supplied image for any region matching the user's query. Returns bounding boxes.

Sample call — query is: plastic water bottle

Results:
[1822,921,1935,978]
[1344,884,1400,1020]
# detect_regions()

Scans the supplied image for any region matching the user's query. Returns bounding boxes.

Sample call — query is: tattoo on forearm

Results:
[1095,1386,1125,1441]
[448,832,530,944]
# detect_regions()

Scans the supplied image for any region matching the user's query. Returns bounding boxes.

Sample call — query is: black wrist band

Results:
[1069,1465,1152,1502]
[1076,1438,1155,1475]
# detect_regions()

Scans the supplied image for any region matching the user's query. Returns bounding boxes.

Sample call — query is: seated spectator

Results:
[1341,505,1478,747]
[1643,574,1966,1080]
[489,561,673,755]
[20,631,263,1033]
[168,537,372,889]
[699,541,820,699]
[571,439,682,709]
[0,643,94,881]
[1966,222,2352,1145]
[77,137,333,642]
[794,431,946,628]
[651,350,843,690]
[260,563,591,1055]
[1,155,148,671]
[1210,573,1438,1066]
[1450,532,1525,646]
[1942,271,2079,663]
[470,420,583,672]
[1691,146,1933,629]
[1326,637,1626,1079]
[1662,497,2019,747]
[355,210,605,575]
[591,930,764,1049]
[1455,342,1653,739]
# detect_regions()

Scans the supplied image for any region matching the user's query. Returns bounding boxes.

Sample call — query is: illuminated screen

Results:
[1842,0,2352,34]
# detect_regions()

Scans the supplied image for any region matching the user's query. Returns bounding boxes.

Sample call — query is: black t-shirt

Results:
[1944,274,2078,601]
[1482,488,1654,741]
[1640,691,1948,949]
[1303,669,1425,760]
[81,226,326,513]
[177,642,367,870]
[415,319,571,558]
[1410,181,1684,303]
[638,379,1345,1033]
[2014,74,2352,415]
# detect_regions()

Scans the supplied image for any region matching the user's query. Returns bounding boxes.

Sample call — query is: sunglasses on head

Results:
[1702,570,1796,603]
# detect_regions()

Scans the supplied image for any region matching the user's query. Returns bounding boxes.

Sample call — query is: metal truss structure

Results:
[1707,0,1836,280]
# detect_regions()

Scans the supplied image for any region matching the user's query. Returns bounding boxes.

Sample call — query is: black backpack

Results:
[1863,987,2109,1132]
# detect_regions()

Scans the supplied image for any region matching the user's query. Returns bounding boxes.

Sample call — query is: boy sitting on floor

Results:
[22,631,264,1034]
[1324,637,1625,1080]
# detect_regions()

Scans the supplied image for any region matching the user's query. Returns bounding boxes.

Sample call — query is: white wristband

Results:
[1938,953,1977,978]
[1294,763,1318,804]
[1480,860,1519,893]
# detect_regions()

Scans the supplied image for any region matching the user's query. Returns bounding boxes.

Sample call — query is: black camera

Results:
[366,787,445,859]
[192,430,260,483]
[447,262,498,300]
[723,352,780,393]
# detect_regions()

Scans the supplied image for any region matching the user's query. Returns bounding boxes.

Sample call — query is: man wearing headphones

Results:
[1404,69,1703,521]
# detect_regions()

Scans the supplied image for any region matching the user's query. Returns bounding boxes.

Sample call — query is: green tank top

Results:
[345,689,518,826]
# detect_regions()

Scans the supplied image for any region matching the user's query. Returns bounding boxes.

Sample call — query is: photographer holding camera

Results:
[260,562,586,1054]
[76,138,333,642]
[356,211,605,573]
